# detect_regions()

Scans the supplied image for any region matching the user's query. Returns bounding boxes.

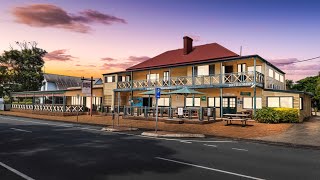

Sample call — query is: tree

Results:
[286,79,294,90]
[292,75,320,109]
[0,41,46,97]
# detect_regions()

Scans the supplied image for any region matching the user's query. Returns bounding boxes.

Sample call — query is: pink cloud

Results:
[100,57,115,62]
[100,56,150,71]
[12,4,126,33]
[44,49,76,61]
[269,58,320,81]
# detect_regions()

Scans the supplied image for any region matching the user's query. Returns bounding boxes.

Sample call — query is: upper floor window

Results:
[275,72,280,81]
[197,65,209,76]
[147,74,159,81]
[280,75,284,83]
[248,66,262,73]
[163,71,169,81]
[105,76,115,83]
[268,69,274,78]
[209,65,215,75]
[237,63,246,73]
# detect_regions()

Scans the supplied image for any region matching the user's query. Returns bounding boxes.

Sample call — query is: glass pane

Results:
[186,98,193,106]
[267,97,279,107]
[223,98,228,107]
[243,97,252,109]
[215,97,220,107]
[269,69,274,78]
[208,98,214,107]
[194,98,200,106]
[280,97,293,108]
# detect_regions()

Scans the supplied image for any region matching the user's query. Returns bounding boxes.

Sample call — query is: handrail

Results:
[117,71,265,89]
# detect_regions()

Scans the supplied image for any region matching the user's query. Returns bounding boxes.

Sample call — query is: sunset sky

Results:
[0,0,319,81]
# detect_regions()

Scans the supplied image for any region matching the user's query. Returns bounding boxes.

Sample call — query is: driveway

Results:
[254,116,320,147]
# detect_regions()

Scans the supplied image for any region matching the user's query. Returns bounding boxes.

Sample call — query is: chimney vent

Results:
[183,36,193,55]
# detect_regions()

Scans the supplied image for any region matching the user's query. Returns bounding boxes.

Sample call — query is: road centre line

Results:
[10,128,32,133]
[180,141,192,144]
[0,161,35,180]
[204,144,217,147]
[232,148,248,152]
[155,157,265,180]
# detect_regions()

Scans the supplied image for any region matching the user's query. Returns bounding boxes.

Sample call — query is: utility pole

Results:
[81,76,95,116]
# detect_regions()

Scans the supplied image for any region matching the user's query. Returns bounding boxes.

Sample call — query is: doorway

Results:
[143,97,152,107]
[222,97,237,114]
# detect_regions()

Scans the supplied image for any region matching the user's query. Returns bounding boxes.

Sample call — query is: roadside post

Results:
[81,77,95,116]
[155,87,161,133]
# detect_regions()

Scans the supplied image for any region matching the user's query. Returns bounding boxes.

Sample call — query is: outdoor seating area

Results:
[222,113,251,127]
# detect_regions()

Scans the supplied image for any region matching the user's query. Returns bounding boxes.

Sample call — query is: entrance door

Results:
[223,65,233,83]
[143,97,152,107]
[222,97,237,114]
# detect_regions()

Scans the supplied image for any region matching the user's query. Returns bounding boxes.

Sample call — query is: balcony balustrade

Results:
[117,71,264,90]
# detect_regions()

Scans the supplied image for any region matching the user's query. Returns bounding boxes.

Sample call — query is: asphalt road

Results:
[0,115,319,180]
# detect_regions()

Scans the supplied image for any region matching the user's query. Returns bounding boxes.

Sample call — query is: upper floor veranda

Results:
[104,55,286,92]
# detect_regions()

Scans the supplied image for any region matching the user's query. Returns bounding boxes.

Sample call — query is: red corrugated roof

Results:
[127,43,239,71]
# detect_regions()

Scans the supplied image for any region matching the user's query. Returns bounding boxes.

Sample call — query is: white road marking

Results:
[204,144,217,147]
[155,157,265,180]
[10,128,32,133]
[1,116,236,144]
[232,148,248,152]
[180,141,192,144]
[0,161,35,180]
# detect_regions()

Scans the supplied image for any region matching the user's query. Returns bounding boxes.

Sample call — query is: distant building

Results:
[41,73,102,91]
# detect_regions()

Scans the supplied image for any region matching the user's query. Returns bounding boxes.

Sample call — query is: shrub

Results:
[255,107,280,123]
[255,107,299,123]
[274,108,299,123]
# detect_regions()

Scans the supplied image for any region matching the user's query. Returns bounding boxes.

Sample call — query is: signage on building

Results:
[82,81,91,95]
[201,96,206,101]
[240,92,251,96]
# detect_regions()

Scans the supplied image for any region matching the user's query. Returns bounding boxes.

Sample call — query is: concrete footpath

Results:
[254,116,320,147]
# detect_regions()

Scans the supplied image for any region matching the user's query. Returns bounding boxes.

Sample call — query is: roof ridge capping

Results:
[127,36,239,71]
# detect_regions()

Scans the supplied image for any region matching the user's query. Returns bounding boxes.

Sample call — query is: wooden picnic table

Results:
[223,113,250,127]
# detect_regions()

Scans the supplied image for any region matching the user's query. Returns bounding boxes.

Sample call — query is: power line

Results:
[277,56,320,65]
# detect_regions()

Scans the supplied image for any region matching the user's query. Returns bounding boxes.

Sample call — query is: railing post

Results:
[144,106,148,118]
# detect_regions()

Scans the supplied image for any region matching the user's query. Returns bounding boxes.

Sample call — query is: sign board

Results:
[155,88,161,99]
[178,107,184,116]
[240,92,251,96]
[82,81,91,95]
[201,96,206,101]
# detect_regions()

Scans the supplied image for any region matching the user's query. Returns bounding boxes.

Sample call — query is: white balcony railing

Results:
[117,71,265,89]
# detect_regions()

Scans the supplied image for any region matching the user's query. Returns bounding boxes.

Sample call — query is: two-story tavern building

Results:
[103,36,312,121]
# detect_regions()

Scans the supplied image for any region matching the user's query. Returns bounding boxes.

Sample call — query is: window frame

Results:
[267,96,294,108]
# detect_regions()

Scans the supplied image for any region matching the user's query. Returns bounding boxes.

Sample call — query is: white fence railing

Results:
[11,104,84,112]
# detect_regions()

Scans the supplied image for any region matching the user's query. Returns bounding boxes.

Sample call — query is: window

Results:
[300,97,303,110]
[126,75,131,82]
[208,98,214,107]
[208,97,221,107]
[209,65,215,75]
[237,64,246,73]
[275,72,280,81]
[267,97,280,107]
[243,97,262,109]
[269,69,274,78]
[197,65,209,76]
[267,97,293,108]
[248,66,262,73]
[280,75,284,83]
[147,74,159,81]
[186,97,200,106]
[280,97,293,108]
[163,71,169,81]
[118,76,123,82]
[158,98,170,107]
[215,97,220,107]
[106,76,115,83]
